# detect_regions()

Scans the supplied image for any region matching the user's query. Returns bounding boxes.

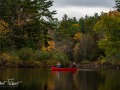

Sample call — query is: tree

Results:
[55,14,80,41]
[79,13,100,34]
[0,19,11,51]
[115,0,120,12]
[73,33,95,61]
[94,11,120,63]
[0,0,56,49]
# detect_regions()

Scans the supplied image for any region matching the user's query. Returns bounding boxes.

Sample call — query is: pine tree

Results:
[115,0,120,12]
[0,0,56,49]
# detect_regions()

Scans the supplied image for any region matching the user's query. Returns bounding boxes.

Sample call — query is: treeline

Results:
[0,0,120,67]
[0,0,56,50]
[54,0,120,65]
[54,14,101,62]
[0,0,70,67]
[55,10,120,65]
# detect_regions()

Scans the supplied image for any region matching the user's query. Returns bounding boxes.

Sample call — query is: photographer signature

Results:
[0,78,22,87]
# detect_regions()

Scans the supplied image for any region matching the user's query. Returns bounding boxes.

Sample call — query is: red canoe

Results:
[51,66,78,71]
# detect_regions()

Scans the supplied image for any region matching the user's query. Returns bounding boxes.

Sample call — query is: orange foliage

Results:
[108,11,120,17]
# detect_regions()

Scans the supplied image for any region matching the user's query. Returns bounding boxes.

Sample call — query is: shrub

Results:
[17,47,33,61]
[34,51,52,61]
[9,54,20,65]
[0,52,20,66]
[80,60,90,64]
[0,53,10,64]
[52,52,70,66]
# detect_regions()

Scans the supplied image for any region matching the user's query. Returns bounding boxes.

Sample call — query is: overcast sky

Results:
[50,0,116,20]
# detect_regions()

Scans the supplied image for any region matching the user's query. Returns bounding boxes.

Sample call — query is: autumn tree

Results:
[72,14,101,62]
[0,19,11,51]
[94,11,120,63]
[73,32,96,62]
[54,15,81,61]
[54,14,102,62]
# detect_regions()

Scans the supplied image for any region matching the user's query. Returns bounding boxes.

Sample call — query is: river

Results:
[0,68,120,90]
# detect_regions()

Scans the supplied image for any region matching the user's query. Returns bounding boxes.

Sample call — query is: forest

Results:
[0,0,120,68]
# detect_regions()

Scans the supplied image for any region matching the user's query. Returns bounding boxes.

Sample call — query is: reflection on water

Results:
[0,68,120,90]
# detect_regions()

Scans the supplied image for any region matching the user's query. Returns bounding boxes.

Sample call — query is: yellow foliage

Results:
[0,19,9,35]
[72,24,80,27]
[74,32,82,40]
[42,40,55,51]
[1,53,10,60]
[94,11,120,32]
[0,53,20,65]
[41,46,47,51]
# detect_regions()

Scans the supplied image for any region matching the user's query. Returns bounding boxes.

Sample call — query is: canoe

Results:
[51,66,78,71]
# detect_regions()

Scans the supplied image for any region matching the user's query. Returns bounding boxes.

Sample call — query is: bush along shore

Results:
[0,48,120,69]
[0,48,70,68]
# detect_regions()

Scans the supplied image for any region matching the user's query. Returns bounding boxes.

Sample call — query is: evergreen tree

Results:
[115,0,120,12]
[0,0,56,49]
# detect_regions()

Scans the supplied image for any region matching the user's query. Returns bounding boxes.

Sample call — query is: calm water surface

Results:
[0,68,120,90]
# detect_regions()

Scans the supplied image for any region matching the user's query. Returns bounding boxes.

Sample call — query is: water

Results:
[0,68,120,90]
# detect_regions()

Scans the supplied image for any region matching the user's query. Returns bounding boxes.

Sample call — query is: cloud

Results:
[51,6,112,20]
[53,0,115,8]
[50,0,115,20]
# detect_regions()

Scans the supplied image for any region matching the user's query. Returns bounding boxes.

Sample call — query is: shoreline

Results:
[77,63,120,69]
[0,63,120,69]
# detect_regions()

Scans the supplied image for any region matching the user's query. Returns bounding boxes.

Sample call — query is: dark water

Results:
[0,68,120,90]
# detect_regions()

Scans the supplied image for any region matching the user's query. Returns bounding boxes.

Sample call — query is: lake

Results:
[0,68,120,90]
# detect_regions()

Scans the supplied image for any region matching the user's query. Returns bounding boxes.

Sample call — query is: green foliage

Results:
[7,53,20,65]
[17,48,33,61]
[115,0,120,12]
[34,51,52,61]
[99,56,119,64]
[94,11,120,63]
[33,50,42,61]
[100,58,107,64]
[80,60,90,64]
[0,0,119,67]
[55,14,80,41]
[53,52,70,65]
[0,53,10,64]
[54,13,101,63]
[0,52,20,66]
[0,0,56,49]
[81,14,100,33]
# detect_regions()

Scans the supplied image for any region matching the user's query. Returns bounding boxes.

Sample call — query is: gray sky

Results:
[50,0,116,20]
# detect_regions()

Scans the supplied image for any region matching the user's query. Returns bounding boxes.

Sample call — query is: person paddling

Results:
[56,62,61,68]
[71,62,78,68]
